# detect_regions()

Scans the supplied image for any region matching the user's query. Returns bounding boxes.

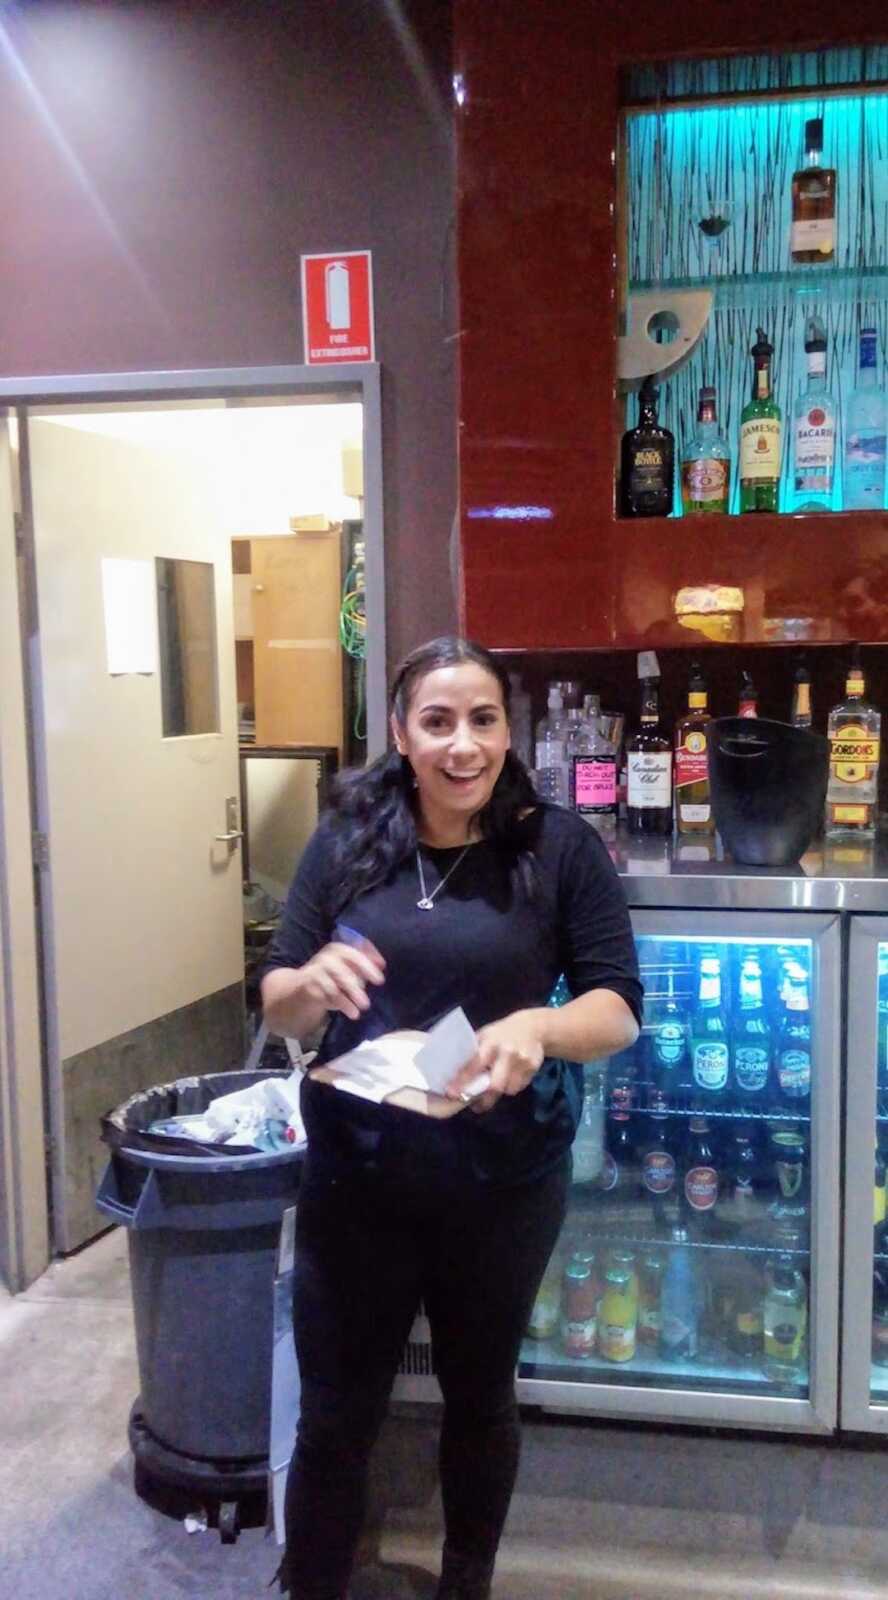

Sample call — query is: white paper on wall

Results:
[101,557,157,675]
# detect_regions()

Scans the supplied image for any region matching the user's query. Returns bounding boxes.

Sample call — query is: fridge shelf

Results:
[561,1224,810,1259]
[614,1102,811,1124]
[520,1334,807,1397]
[628,264,888,311]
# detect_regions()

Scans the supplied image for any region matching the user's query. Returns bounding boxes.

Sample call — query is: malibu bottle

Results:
[731,950,772,1103]
[691,953,730,1101]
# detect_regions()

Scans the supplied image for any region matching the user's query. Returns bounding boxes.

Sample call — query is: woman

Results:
[262,637,642,1600]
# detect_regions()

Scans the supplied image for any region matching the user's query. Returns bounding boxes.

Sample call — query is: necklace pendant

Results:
[417,896,435,911]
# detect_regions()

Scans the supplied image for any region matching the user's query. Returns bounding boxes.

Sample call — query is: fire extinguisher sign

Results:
[300,251,375,365]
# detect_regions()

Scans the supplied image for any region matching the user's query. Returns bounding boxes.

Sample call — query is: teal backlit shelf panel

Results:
[630,266,888,311]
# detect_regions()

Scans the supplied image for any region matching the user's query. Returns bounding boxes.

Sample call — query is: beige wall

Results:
[0,426,49,1289]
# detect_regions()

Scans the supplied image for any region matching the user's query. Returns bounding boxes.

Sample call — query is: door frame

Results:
[0,363,385,1273]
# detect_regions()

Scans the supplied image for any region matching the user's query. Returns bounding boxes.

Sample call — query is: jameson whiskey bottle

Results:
[825,653,881,838]
[740,327,782,514]
[674,663,714,835]
[620,377,675,518]
[681,386,731,515]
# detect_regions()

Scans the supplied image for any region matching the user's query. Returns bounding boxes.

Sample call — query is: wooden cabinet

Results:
[455,0,888,652]
[232,534,343,752]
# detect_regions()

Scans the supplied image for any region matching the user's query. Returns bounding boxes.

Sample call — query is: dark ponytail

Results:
[325,637,540,916]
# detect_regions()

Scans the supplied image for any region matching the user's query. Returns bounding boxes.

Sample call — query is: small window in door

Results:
[156,557,220,737]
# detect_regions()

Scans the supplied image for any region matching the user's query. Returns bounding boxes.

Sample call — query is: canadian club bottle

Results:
[740,327,781,514]
[620,377,675,518]
[626,678,673,835]
[674,664,714,835]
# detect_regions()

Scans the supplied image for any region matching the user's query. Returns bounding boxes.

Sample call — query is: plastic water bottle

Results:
[534,686,568,805]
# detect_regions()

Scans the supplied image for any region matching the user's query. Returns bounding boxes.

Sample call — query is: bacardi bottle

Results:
[825,655,881,837]
[792,315,836,512]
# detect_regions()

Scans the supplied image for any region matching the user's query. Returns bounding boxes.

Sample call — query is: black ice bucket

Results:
[708,717,829,866]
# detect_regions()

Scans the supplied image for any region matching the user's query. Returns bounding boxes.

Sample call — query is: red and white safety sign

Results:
[300,251,375,365]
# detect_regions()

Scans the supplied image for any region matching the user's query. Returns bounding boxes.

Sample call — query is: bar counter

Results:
[612,829,888,913]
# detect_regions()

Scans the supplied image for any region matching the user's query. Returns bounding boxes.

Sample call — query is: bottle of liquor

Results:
[620,377,675,518]
[731,950,772,1103]
[681,386,730,515]
[738,670,758,719]
[763,1255,807,1382]
[775,963,812,1105]
[626,678,673,835]
[740,327,781,514]
[825,654,881,837]
[790,115,836,265]
[845,328,887,512]
[569,693,618,838]
[674,664,714,835]
[792,315,836,512]
[690,955,729,1101]
[640,1089,677,1206]
[791,661,813,729]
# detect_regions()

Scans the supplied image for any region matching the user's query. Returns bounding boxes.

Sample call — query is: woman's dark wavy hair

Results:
[326,636,540,916]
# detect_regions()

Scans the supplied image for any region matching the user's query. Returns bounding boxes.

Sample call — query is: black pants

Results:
[279,1082,570,1600]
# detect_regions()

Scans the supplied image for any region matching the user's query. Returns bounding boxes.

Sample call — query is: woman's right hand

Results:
[299,938,386,1022]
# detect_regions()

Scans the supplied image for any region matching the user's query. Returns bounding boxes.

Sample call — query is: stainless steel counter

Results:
[612,829,888,912]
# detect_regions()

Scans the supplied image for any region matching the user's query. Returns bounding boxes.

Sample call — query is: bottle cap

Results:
[751,326,773,363]
[805,116,824,152]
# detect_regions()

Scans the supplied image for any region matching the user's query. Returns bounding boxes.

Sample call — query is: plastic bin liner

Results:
[100,1069,293,1159]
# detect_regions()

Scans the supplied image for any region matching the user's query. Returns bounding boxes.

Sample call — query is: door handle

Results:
[216,797,242,846]
[215,829,244,844]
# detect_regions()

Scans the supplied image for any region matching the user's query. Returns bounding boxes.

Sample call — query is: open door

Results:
[25,411,245,1251]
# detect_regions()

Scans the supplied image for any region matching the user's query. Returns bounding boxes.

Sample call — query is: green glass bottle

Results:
[740,327,782,514]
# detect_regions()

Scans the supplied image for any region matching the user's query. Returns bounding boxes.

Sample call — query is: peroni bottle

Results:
[731,950,772,1103]
[690,954,729,1101]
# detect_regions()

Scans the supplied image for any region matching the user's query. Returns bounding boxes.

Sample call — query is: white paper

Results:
[101,557,157,675]
[414,1008,485,1094]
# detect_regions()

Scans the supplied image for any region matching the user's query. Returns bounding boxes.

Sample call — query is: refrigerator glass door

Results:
[841,917,888,1431]
[518,910,840,1432]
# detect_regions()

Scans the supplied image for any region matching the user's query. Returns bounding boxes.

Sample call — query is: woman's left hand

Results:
[445,1009,546,1113]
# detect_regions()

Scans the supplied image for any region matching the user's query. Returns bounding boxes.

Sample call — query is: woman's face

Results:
[391,662,510,835]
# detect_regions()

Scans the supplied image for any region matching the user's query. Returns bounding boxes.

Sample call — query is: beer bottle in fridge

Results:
[682,1113,720,1229]
[776,963,812,1105]
[691,952,730,1102]
[731,949,772,1104]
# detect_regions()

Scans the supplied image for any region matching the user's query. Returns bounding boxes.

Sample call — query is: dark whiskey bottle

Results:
[620,378,674,518]
[626,678,673,835]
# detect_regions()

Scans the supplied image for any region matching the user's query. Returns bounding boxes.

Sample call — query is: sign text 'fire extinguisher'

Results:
[301,251,375,366]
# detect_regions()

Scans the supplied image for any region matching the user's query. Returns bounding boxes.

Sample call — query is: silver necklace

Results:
[416,844,472,910]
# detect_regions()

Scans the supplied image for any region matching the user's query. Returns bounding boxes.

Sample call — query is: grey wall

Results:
[0,0,458,665]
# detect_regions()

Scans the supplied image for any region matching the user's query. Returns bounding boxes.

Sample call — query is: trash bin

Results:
[96,1069,303,1540]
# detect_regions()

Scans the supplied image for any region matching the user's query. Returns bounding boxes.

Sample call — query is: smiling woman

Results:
[260,635,643,1600]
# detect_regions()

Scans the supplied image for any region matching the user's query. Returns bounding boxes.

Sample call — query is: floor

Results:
[2,1231,888,1599]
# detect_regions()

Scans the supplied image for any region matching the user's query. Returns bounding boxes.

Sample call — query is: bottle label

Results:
[679,803,711,823]
[791,216,835,255]
[574,756,616,811]
[740,418,781,480]
[794,406,835,490]
[737,1309,764,1337]
[830,724,880,783]
[765,1315,805,1361]
[563,1317,597,1356]
[846,429,887,505]
[638,1302,660,1337]
[627,751,672,808]
[654,1021,685,1067]
[734,1044,769,1091]
[598,1152,618,1192]
[643,1149,676,1195]
[779,1048,811,1096]
[685,1164,719,1210]
[600,1322,635,1360]
[682,457,729,507]
[629,448,667,498]
[693,1040,728,1090]
[832,803,869,824]
[661,1311,698,1355]
[675,732,708,789]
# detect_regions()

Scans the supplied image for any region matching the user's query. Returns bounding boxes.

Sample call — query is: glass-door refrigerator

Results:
[516,911,841,1434]
[841,917,888,1432]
